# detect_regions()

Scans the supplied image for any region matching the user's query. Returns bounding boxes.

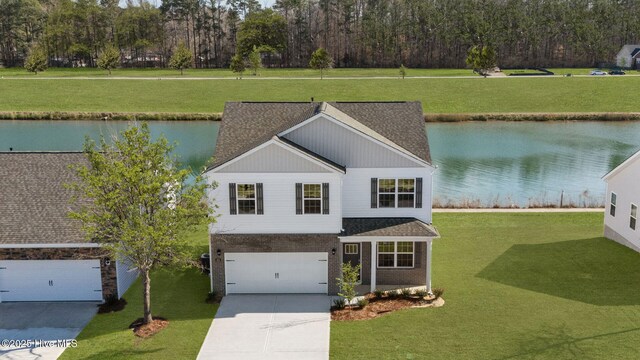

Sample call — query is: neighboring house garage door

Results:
[225,252,328,294]
[0,260,103,302]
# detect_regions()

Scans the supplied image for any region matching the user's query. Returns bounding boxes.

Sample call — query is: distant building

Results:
[615,45,640,69]
[603,149,640,252]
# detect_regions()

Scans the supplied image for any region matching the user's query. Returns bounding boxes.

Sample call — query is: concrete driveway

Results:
[197,294,331,360]
[0,302,97,360]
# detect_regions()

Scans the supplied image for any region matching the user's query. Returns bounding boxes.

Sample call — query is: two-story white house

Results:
[603,149,640,252]
[205,101,439,295]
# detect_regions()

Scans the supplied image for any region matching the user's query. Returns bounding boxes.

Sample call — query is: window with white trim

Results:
[303,183,322,214]
[610,192,617,217]
[631,204,637,230]
[377,241,414,268]
[237,184,256,214]
[344,244,358,254]
[378,179,415,208]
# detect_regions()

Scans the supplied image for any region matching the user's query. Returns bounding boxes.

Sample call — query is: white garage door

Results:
[225,252,328,294]
[0,260,103,302]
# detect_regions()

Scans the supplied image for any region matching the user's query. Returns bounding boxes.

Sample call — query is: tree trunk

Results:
[143,268,152,325]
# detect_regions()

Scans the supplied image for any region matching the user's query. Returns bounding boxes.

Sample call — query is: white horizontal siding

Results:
[282,115,422,168]
[216,142,333,173]
[207,172,343,234]
[605,157,640,247]
[342,168,433,223]
[116,258,139,298]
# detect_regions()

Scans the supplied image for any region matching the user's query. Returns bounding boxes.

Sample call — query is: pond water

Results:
[1,120,638,207]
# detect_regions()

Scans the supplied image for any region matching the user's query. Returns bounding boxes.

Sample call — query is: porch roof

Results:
[340,217,439,238]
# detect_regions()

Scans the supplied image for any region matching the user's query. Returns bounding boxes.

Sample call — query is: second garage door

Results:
[225,252,328,294]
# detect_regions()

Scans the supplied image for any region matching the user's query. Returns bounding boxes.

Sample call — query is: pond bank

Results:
[2,111,640,122]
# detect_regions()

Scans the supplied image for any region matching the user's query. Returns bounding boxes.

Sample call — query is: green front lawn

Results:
[60,228,215,360]
[331,212,640,359]
[0,76,637,113]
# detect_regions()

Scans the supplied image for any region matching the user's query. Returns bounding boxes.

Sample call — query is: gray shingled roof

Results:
[0,152,89,245]
[210,101,430,169]
[341,218,439,237]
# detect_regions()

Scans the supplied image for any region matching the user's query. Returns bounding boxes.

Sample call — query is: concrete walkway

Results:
[0,302,98,360]
[197,294,331,360]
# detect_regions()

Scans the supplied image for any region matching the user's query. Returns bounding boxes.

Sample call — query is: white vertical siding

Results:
[116,258,139,298]
[217,143,333,173]
[342,168,433,223]
[605,157,640,248]
[282,116,423,168]
[207,172,343,234]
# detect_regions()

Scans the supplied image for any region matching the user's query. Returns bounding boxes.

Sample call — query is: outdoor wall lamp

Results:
[216,249,222,257]
[331,248,336,255]
[104,257,111,266]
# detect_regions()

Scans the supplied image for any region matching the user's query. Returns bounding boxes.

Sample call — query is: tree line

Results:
[2,0,639,70]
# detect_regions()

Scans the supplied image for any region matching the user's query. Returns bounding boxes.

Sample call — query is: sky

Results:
[118,0,276,8]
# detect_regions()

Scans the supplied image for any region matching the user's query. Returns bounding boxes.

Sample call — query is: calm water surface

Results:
[1,120,638,207]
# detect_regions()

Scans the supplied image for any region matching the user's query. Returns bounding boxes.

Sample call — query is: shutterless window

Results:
[303,184,322,214]
[237,184,256,214]
[610,192,617,217]
[377,241,414,268]
[344,244,358,255]
[378,179,415,208]
[631,204,637,230]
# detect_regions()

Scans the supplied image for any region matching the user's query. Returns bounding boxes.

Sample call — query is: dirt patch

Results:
[97,298,127,314]
[129,317,169,338]
[331,295,445,321]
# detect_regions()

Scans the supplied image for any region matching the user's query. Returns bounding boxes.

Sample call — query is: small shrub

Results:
[205,291,218,304]
[336,262,361,305]
[414,288,428,298]
[401,288,412,298]
[357,298,369,308]
[388,289,400,298]
[333,298,346,310]
[432,287,445,299]
[373,289,384,299]
[98,294,127,313]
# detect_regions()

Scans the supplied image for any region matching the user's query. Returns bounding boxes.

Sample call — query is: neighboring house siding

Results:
[116,258,139,298]
[282,115,423,168]
[0,247,117,300]
[605,157,640,251]
[342,168,432,223]
[216,143,333,173]
[207,172,343,234]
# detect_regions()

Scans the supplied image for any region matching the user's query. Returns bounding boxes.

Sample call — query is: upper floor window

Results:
[631,204,637,230]
[237,184,256,214]
[378,178,415,208]
[377,241,414,268]
[304,184,322,214]
[610,192,617,217]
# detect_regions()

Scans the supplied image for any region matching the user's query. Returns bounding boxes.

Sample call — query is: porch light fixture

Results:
[104,258,111,266]
[331,248,336,255]
[216,249,222,257]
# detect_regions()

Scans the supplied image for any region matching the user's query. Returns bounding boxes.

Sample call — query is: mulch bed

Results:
[129,316,169,338]
[97,298,127,314]
[331,295,444,321]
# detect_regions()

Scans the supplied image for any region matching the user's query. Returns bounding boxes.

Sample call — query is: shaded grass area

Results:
[60,227,214,360]
[0,77,637,114]
[331,212,640,360]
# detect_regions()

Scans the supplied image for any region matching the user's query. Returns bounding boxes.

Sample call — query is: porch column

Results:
[426,239,433,295]
[370,241,377,293]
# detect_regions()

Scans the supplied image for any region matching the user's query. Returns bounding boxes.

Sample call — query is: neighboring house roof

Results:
[633,49,640,58]
[603,148,640,181]
[617,45,640,57]
[209,101,430,171]
[0,152,89,245]
[340,218,439,237]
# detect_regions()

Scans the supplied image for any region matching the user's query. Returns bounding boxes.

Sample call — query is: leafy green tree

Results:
[229,53,246,78]
[399,64,407,79]
[69,123,213,325]
[336,262,361,306]
[309,47,333,79]
[169,42,193,75]
[248,46,262,76]
[237,9,287,57]
[97,44,120,75]
[24,44,48,74]
[466,45,497,76]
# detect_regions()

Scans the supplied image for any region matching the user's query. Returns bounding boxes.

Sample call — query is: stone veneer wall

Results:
[360,242,426,287]
[604,225,640,252]
[0,247,117,301]
[210,234,340,295]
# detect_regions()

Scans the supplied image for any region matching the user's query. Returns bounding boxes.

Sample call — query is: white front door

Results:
[0,260,103,302]
[225,252,328,294]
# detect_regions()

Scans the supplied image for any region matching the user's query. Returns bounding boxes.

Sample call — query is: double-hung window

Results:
[377,241,414,268]
[610,192,617,217]
[303,184,322,214]
[378,179,415,208]
[631,204,637,230]
[237,183,256,214]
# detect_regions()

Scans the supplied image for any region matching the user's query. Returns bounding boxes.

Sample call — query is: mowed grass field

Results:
[0,76,638,113]
[331,212,640,360]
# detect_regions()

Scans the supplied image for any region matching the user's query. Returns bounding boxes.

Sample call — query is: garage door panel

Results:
[0,260,103,302]
[225,252,328,294]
